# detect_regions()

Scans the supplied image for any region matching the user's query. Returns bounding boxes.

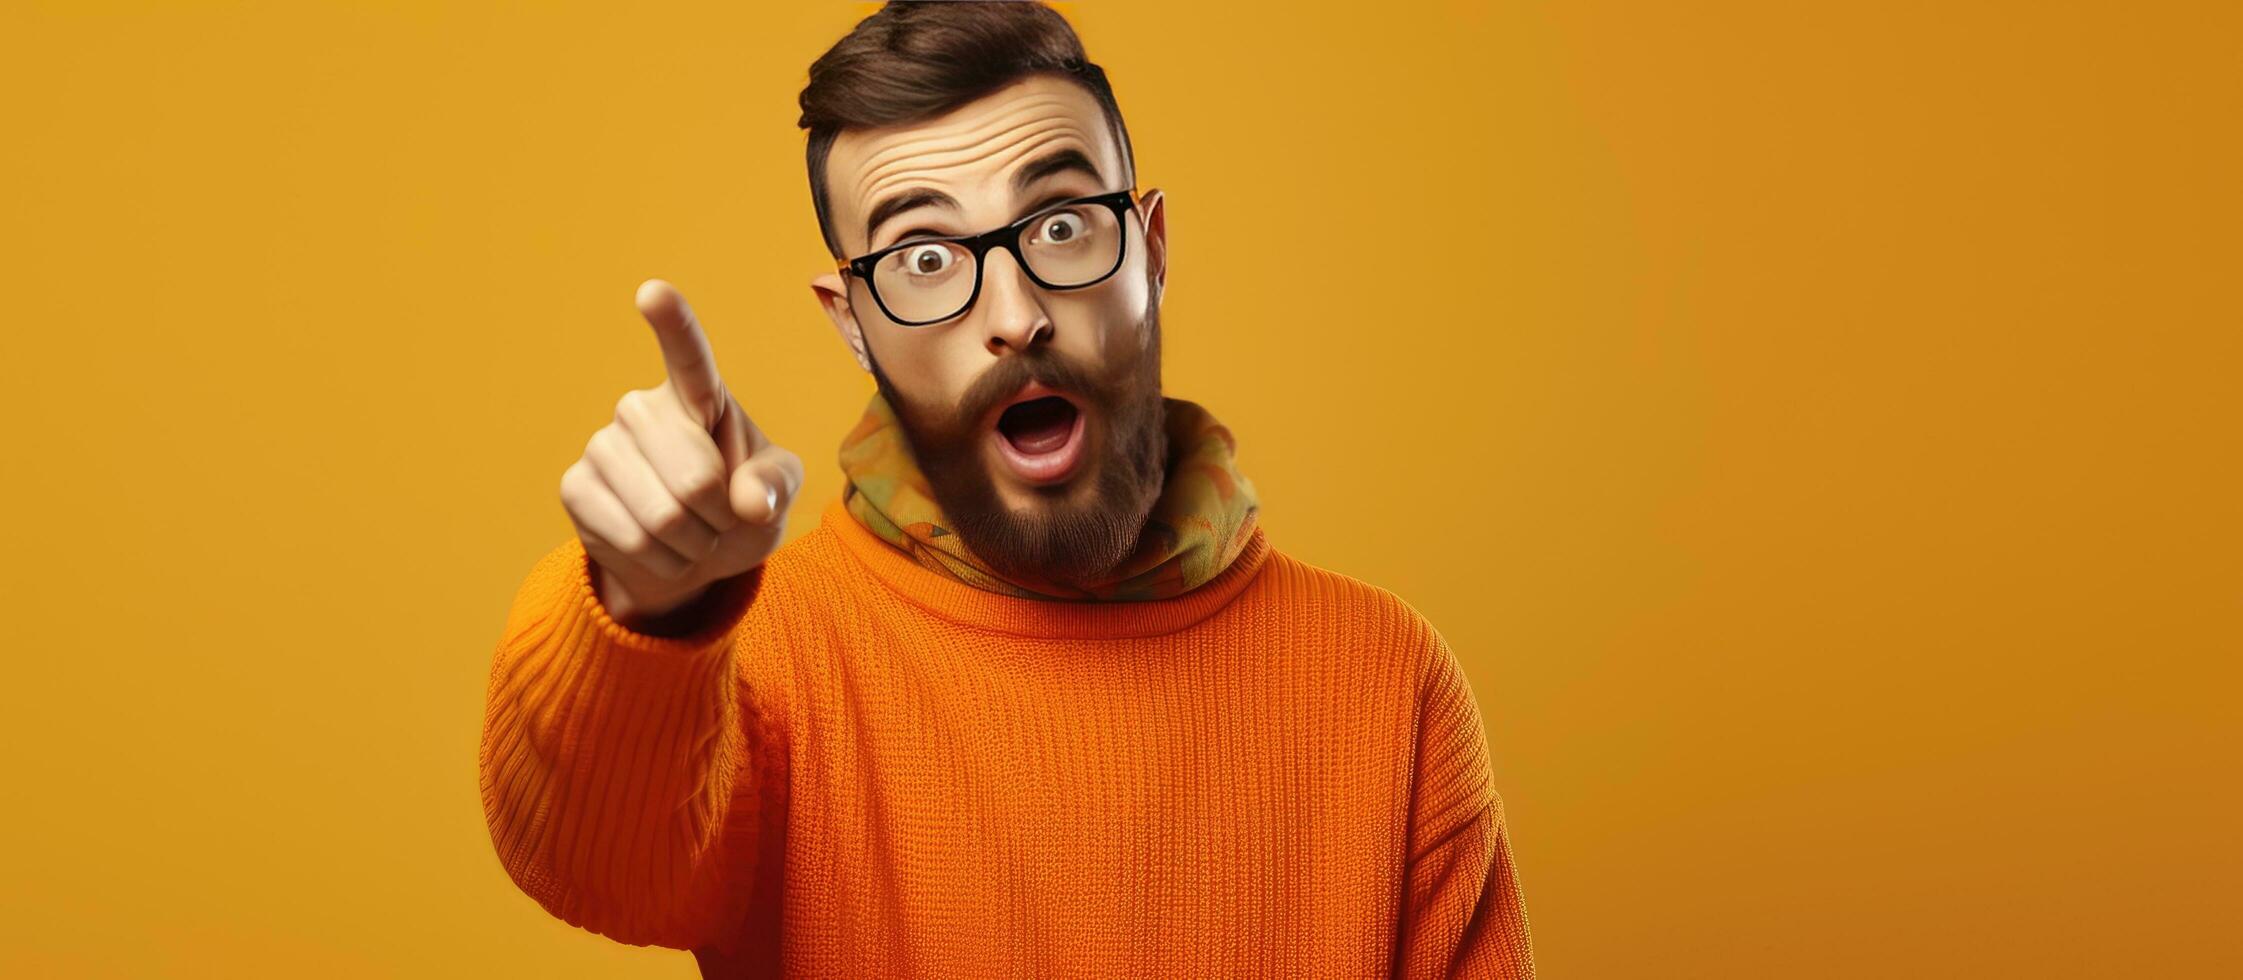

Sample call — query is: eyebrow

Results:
[860,147,1106,251]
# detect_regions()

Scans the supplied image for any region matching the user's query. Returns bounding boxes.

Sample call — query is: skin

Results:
[564,278,806,632]
[808,72,1174,588]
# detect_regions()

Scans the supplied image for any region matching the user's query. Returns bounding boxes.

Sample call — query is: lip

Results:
[981,380,1082,432]
[986,381,1089,486]
[989,405,1087,486]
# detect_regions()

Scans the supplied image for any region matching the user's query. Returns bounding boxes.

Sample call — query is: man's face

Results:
[809,72,1171,588]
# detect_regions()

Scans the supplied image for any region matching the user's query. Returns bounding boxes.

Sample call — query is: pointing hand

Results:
[559,279,804,629]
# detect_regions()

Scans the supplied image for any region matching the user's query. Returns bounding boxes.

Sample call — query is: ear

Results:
[1138,187,1167,309]
[810,271,872,373]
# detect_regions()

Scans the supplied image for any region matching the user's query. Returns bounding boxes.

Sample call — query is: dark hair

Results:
[796,0,1137,260]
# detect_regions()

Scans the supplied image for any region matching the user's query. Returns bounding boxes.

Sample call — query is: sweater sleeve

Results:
[478,535,776,952]
[1393,623,1537,979]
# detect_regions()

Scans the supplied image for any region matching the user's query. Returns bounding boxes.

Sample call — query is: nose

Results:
[977,246,1053,355]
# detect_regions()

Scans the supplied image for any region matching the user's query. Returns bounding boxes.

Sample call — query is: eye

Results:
[1029,210,1089,248]
[894,242,958,278]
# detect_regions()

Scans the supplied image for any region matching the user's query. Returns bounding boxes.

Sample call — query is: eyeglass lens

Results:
[870,200,1124,323]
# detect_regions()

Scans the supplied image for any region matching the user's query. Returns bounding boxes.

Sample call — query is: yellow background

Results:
[3,1,2236,976]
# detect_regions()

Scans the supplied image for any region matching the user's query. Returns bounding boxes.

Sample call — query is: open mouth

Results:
[998,396,1077,453]
[989,389,1088,485]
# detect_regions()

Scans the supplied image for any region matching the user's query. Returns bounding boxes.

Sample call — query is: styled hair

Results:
[796,1,1137,260]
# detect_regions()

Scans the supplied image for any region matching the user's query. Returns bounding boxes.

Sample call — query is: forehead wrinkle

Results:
[861,126,1098,211]
[856,92,1080,175]
[837,87,1113,222]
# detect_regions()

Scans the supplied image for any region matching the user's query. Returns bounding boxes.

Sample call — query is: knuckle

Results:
[677,469,723,506]
[617,528,660,564]
[587,424,626,460]
[646,501,692,540]
[646,551,688,580]
[612,394,641,431]
[559,461,587,501]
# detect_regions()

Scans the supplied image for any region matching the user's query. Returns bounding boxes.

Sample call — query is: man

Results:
[479,3,1534,976]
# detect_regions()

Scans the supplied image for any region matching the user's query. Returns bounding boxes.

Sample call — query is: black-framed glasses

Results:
[838,187,1140,327]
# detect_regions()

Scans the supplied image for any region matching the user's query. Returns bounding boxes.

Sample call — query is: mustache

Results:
[957,347,1103,431]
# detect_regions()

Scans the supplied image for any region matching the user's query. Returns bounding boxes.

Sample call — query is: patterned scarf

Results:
[837,388,1260,601]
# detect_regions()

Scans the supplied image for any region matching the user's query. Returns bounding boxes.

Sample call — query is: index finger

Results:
[634,278,725,430]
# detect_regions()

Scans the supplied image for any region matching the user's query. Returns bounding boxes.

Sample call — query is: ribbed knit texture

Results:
[480,497,1535,977]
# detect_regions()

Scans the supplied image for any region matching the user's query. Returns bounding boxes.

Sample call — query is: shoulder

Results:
[1251,547,1469,712]
[1255,548,1490,788]
[1255,546,1449,657]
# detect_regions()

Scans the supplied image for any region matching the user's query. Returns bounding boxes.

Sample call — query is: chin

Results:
[989,452,1099,511]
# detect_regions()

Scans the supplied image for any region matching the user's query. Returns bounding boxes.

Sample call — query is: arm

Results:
[1393,624,1536,979]
[478,535,778,951]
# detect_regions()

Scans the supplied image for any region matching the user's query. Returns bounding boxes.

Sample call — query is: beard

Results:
[864,284,1169,590]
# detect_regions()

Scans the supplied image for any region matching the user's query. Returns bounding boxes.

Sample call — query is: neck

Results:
[836,388,1263,602]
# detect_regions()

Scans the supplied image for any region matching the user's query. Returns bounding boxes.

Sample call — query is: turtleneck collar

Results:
[836,387,1262,602]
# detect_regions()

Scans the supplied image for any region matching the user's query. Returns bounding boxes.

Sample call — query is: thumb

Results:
[728,448,799,526]
[707,387,762,479]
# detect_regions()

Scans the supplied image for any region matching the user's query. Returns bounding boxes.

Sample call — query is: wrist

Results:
[592,563,709,635]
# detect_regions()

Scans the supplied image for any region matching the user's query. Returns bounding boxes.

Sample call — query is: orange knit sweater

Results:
[480,497,1534,977]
